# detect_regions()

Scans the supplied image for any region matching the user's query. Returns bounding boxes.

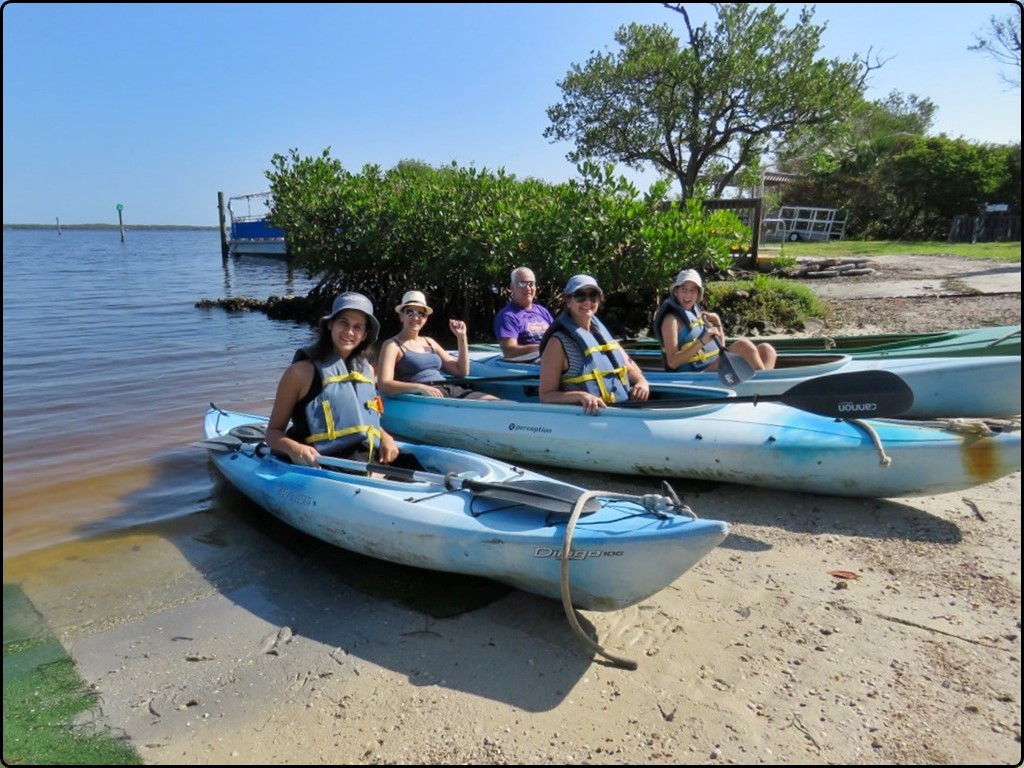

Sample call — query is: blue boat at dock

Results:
[225,192,286,257]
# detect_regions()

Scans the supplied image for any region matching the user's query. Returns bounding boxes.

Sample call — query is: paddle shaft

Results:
[197,435,596,514]
[437,373,539,386]
[316,454,455,483]
[195,433,471,485]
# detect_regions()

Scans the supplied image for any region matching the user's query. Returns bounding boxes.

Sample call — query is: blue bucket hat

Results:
[319,292,380,344]
[564,274,602,296]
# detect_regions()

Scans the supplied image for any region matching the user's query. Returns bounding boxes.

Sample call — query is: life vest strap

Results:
[581,341,620,358]
[322,371,374,387]
[563,366,630,404]
[691,347,719,363]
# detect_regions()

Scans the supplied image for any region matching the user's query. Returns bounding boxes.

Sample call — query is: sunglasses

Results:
[515,280,536,288]
[403,308,427,318]
[571,291,601,302]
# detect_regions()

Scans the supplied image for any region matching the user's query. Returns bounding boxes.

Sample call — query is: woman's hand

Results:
[291,444,322,467]
[449,319,468,338]
[578,392,607,415]
[377,432,400,464]
[701,312,724,342]
[419,384,444,397]
[629,377,650,401]
[702,325,723,344]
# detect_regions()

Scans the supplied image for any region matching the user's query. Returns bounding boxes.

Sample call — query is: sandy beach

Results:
[13,468,1020,765]
[5,255,1020,765]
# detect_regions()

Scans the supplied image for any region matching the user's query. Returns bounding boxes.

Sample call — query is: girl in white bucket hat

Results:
[653,268,777,374]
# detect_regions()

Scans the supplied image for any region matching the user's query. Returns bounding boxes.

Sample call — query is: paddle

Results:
[611,370,914,419]
[315,455,601,515]
[438,373,539,386]
[502,351,541,364]
[196,436,600,516]
[452,345,755,387]
[712,338,756,386]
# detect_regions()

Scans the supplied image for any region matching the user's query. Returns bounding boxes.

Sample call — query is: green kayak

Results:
[621,324,1020,359]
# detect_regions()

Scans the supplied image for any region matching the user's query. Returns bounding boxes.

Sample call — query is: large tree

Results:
[776,90,937,179]
[544,3,871,199]
[969,9,1021,90]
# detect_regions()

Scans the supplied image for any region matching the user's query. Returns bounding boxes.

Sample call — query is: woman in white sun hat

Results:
[653,268,777,373]
[377,290,499,400]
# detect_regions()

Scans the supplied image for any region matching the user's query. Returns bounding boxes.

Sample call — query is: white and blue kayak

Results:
[201,407,730,613]
[379,372,1021,499]
[465,348,1022,420]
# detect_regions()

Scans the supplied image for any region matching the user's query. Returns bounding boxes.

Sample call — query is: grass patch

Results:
[3,583,142,765]
[783,240,1021,262]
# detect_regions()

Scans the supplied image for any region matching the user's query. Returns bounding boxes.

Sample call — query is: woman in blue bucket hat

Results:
[538,274,650,414]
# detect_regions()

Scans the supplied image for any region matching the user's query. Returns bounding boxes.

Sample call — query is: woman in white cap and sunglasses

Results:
[266,291,400,468]
[538,274,650,414]
[377,290,498,400]
[653,268,777,373]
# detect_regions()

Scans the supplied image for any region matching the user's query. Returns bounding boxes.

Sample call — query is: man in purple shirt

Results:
[493,266,554,358]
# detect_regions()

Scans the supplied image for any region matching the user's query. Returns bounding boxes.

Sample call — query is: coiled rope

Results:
[560,489,697,671]
[939,417,1020,436]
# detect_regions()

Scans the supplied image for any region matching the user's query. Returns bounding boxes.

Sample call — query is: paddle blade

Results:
[195,435,242,452]
[716,348,756,386]
[782,370,914,419]
[460,477,601,516]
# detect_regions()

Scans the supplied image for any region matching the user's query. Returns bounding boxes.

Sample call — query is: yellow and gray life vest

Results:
[652,297,719,372]
[302,354,384,458]
[539,313,631,403]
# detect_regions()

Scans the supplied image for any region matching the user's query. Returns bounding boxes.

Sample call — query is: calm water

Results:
[2,229,320,559]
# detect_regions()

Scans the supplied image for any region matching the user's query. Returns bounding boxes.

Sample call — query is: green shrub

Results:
[704,274,825,335]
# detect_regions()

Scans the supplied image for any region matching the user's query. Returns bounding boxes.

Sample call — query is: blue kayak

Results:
[465,349,1022,420]
[201,406,730,612]
[378,380,1021,499]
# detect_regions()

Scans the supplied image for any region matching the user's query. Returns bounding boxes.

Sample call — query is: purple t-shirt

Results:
[493,302,554,346]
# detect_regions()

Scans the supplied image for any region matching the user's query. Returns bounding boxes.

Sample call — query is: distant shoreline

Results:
[3,224,218,231]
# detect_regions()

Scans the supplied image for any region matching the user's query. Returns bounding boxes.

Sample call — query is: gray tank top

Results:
[394,341,444,383]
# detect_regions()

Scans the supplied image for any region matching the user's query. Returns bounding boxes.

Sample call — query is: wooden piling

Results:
[217,192,230,260]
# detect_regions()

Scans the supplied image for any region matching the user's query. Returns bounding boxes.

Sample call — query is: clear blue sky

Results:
[3,2,1020,226]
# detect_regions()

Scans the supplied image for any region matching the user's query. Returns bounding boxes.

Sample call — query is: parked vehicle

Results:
[770,205,846,242]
